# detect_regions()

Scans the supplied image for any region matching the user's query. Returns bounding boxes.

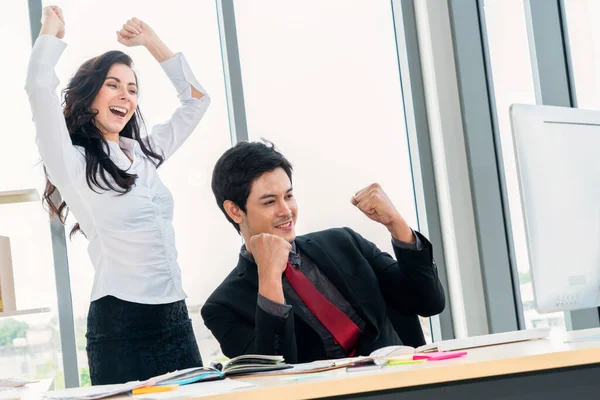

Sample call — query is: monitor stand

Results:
[563,327,600,343]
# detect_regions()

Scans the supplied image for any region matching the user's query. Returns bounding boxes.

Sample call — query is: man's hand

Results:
[351,183,415,243]
[117,18,155,47]
[248,233,291,304]
[40,6,65,39]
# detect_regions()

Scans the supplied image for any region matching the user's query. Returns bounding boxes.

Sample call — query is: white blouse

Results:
[25,34,211,304]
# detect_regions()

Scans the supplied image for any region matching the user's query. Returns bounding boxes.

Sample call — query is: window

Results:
[234,0,432,342]
[41,0,235,380]
[564,0,600,110]
[482,0,565,332]
[0,0,65,388]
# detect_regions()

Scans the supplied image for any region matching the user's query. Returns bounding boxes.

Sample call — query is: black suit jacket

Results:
[201,227,445,363]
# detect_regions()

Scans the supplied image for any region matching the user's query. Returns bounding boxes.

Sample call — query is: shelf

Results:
[0,189,40,205]
[0,308,51,318]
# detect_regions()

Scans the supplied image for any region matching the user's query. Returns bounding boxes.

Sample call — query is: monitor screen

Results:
[509,104,600,314]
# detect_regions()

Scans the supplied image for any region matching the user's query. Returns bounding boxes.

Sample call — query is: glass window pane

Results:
[41,0,236,381]
[234,0,432,342]
[0,204,63,386]
[0,2,41,192]
[0,1,65,387]
[483,0,566,332]
[564,0,600,110]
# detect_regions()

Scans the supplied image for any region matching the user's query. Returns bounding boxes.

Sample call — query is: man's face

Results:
[240,168,298,243]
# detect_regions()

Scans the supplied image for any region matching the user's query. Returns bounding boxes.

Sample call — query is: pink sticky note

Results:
[413,351,467,361]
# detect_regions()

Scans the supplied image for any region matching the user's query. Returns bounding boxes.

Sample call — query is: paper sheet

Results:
[0,378,37,388]
[0,379,54,400]
[44,381,145,400]
[0,389,19,400]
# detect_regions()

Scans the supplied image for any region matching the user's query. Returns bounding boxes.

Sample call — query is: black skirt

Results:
[86,296,203,385]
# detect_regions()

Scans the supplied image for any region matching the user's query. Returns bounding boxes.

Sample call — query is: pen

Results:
[132,384,179,395]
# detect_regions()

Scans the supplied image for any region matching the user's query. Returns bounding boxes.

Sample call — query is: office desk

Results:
[197,338,600,400]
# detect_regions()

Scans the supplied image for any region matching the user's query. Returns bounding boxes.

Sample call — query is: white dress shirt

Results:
[25,34,211,304]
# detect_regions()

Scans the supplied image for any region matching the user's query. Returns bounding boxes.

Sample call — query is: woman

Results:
[25,6,210,385]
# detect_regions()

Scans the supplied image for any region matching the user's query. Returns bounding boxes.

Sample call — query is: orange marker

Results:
[132,384,179,395]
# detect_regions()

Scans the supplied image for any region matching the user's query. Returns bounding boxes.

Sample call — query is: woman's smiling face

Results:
[90,63,138,136]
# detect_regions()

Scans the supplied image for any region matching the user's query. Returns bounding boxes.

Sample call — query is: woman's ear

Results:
[223,200,244,224]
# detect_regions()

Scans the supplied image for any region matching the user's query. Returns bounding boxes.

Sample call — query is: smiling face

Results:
[236,168,298,244]
[90,63,138,137]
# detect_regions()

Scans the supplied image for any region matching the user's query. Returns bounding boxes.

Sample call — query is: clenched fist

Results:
[40,6,65,39]
[351,183,415,243]
[117,18,155,47]
[248,233,292,304]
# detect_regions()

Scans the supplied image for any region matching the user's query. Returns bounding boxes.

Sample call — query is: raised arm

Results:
[351,184,445,316]
[348,227,445,317]
[26,6,84,186]
[117,18,210,161]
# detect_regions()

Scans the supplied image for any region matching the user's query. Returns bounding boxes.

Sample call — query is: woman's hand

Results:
[40,5,65,39]
[117,18,155,47]
[118,18,175,63]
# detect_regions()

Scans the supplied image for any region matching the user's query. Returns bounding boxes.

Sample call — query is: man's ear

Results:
[223,200,244,224]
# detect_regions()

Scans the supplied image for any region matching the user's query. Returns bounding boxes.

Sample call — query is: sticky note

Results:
[386,359,427,366]
[413,351,467,361]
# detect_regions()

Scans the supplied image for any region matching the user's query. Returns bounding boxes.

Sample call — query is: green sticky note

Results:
[386,359,427,366]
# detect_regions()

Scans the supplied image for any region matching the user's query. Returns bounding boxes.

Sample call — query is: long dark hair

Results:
[43,51,164,237]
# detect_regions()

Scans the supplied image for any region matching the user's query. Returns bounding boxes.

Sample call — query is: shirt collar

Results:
[103,137,143,168]
[118,136,145,158]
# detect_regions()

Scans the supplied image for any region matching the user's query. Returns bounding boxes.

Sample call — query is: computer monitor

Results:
[509,104,600,315]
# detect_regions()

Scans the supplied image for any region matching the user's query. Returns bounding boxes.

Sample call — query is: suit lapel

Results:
[237,236,382,353]
[236,254,259,288]
[295,235,379,334]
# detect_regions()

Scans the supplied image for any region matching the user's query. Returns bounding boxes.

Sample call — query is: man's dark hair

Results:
[211,140,293,233]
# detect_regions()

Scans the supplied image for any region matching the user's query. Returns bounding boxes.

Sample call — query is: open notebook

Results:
[157,355,291,385]
[43,355,290,400]
[251,347,417,376]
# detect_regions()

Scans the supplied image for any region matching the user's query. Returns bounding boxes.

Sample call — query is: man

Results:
[201,141,445,363]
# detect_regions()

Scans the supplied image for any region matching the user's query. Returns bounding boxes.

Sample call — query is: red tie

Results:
[284,262,360,356]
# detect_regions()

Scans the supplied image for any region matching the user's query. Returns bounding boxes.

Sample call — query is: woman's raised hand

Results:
[40,5,65,39]
[117,18,155,47]
[118,17,174,64]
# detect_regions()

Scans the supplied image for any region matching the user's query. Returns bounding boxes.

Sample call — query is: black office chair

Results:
[386,306,426,348]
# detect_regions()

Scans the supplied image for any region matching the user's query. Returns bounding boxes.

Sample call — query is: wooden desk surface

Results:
[194,337,600,400]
